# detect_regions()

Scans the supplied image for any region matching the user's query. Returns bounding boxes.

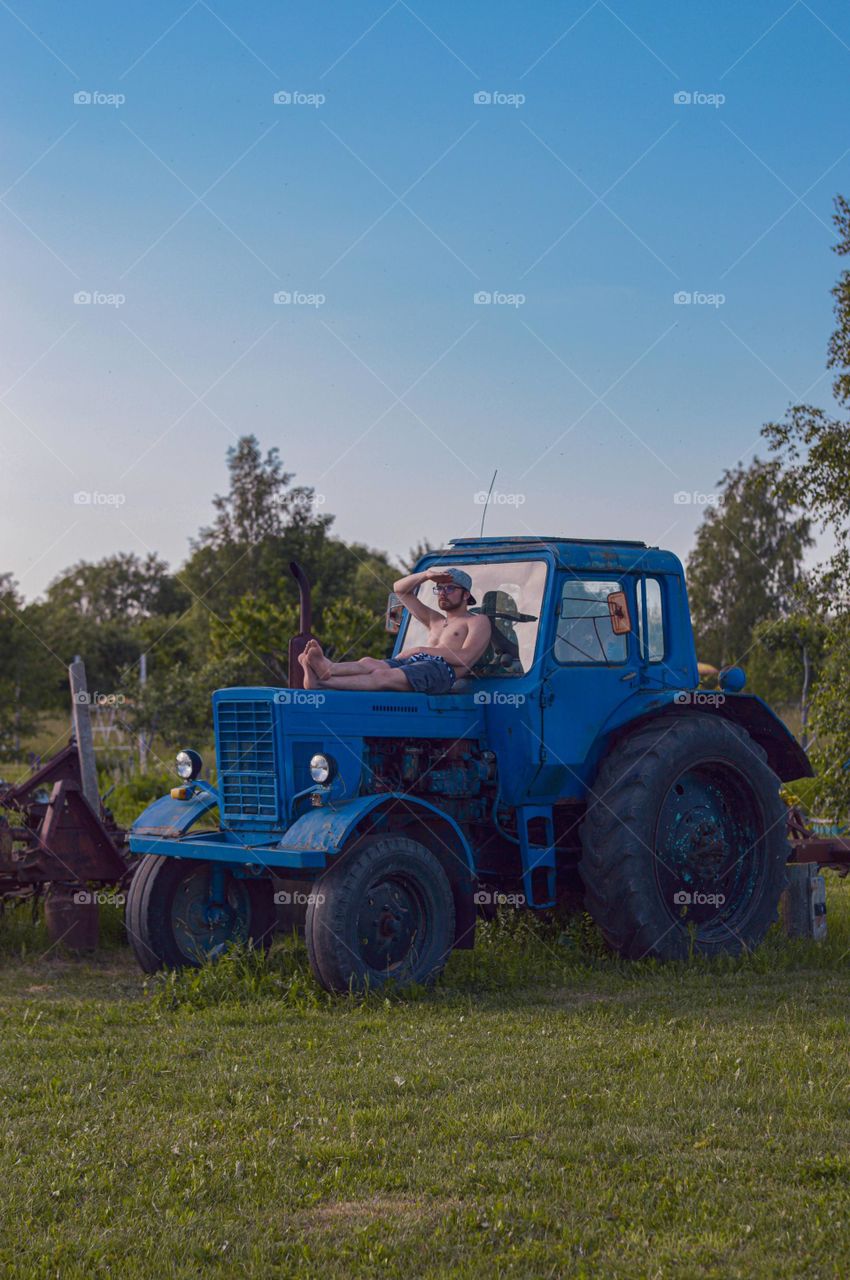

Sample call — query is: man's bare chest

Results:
[428,618,468,645]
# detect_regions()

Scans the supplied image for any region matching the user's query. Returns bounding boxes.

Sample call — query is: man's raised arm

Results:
[393,567,446,626]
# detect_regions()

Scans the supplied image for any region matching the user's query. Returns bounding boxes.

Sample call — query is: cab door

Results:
[529,573,640,798]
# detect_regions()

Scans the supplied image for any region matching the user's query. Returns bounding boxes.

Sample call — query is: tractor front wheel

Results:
[125,855,276,973]
[305,834,455,993]
[579,713,789,960]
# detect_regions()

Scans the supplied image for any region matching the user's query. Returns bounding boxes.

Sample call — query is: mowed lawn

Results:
[2,887,850,1279]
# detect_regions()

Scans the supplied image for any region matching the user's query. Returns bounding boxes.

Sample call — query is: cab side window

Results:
[555,579,628,665]
[637,577,665,663]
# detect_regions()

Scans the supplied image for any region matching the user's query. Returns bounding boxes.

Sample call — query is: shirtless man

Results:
[299,567,491,694]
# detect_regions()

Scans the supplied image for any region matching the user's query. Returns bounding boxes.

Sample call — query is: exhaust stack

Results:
[288,560,314,688]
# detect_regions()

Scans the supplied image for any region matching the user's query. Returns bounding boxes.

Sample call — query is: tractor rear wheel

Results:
[125,855,276,973]
[579,713,789,960]
[305,834,455,993]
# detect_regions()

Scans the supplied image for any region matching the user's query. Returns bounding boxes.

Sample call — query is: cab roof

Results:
[449,536,648,549]
[435,536,684,576]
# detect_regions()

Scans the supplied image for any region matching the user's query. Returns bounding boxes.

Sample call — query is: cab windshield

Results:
[401,560,547,675]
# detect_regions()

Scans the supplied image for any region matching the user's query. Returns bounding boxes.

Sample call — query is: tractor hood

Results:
[212,686,490,831]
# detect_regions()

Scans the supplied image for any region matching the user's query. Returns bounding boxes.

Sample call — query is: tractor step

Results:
[517,806,556,908]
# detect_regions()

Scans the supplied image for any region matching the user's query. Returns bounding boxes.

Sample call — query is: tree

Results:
[186,435,331,616]
[402,538,438,572]
[763,196,850,579]
[747,612,829,748]
[0,574,39,756]
[209,594,298,685]
[686,459,812,668]
[31,554,192,711]
[8,435,401,763]
[761,194,850,809]
[43,552,189,622]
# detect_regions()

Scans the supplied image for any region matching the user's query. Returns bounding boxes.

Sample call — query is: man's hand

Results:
[392,567,445,627]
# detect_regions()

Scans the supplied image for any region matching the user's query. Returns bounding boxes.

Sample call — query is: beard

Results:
[441,595,466,613]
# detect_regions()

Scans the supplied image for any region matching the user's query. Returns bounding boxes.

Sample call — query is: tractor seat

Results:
[459,590,536,684]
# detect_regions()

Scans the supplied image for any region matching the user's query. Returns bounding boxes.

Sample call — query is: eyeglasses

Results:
[432,584,462,596]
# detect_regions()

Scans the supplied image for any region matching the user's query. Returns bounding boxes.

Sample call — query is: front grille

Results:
[217,699,278,819]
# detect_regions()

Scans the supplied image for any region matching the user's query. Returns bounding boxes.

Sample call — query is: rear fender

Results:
[597,691,812,783]
[711,692,812,782]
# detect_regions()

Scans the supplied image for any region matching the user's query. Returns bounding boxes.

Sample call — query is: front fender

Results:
[278,793,475,873]
[130,783,220,841]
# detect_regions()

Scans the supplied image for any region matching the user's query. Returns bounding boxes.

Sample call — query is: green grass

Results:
[2,891,850,1278]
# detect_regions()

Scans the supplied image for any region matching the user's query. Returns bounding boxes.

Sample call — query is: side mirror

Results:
[385,592,403,635]
[607,591,631,635]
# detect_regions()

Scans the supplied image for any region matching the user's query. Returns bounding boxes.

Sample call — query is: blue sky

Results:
[3,0,850,598]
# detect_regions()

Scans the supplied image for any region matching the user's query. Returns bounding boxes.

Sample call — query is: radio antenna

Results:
[479,469,497,537]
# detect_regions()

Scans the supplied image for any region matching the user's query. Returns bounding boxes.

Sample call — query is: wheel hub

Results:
[655,764,761,937]
[357,877,423,973]
[171,868,251,962]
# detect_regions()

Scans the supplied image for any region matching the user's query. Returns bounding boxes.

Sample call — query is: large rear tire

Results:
[125,855,276,973]
[305,834,455,993]
[579,713,789,960]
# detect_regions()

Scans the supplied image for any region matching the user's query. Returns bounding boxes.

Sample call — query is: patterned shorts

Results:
[385,652,457,694]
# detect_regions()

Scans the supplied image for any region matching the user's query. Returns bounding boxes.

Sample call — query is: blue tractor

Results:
[126,537,811,991]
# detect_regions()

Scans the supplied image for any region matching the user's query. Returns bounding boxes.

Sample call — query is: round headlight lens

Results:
[309,753,333,784]
[176,749,202,780]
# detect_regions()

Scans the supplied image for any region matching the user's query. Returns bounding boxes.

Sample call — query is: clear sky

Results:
[2,0,850,599]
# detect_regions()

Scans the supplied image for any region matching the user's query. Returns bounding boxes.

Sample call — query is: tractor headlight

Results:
[176,749,202,781]
[309,753,335,784]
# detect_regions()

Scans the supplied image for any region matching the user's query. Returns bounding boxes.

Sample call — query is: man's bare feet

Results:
[302,657,320,689]
[305,639,333,681]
